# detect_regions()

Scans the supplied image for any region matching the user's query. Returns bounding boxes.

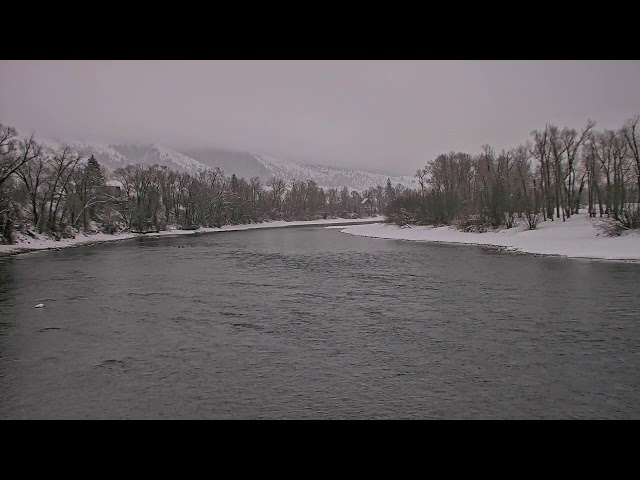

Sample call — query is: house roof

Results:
[361,198,372,204]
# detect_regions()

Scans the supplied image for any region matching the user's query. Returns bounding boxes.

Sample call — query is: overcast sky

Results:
[1,60,639,174]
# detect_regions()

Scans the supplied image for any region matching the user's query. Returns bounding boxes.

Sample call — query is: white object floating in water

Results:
[34,303,45,308]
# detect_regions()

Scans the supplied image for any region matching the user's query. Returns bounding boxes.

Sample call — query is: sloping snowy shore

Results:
[337,213,640,261]
[0,216,383,257]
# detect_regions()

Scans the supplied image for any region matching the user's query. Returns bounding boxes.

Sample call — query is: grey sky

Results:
[1,60,639,174]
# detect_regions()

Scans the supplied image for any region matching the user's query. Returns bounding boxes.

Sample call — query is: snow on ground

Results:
[3,214,636,262]
[338,213,640,261]
[0,217,383,257]
[145,216,384,236]
[0,231,138,256]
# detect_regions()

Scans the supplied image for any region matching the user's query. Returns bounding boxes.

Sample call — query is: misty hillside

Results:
[182,148,272,180]
[249,153,416,191]
[24,135,416,192]
[64,142,210,173]
[183,148,416,191]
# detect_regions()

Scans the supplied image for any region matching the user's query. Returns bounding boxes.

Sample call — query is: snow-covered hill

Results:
[109,144,209,173]
[14,132,207,174]
[55,143,207,174]
[252,153,416,191]
[67,141,128,167]
[10,129,416,192]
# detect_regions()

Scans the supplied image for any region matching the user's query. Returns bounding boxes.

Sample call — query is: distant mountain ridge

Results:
[249,153,416,191]
[14,131,416,192]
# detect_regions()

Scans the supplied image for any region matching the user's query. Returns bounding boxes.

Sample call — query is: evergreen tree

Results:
[85,155,104,189]
[84,155,105,227]
[385,178,395,202]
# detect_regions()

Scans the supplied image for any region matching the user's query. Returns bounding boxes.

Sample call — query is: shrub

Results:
[620,205,640,230]
[453,213,487,233]
[523,212,540,230]
[593,217,626,237]
[504,213,518,229]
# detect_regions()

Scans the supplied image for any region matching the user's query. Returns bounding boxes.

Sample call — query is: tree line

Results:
[387,116,640,232]
[0,124,403,243]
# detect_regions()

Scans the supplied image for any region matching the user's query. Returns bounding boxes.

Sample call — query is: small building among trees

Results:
[104,180,123,198]
[361,197,375,214]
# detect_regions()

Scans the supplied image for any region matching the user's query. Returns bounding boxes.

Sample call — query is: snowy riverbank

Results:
[0,216,383,257]
[337,213,640,261]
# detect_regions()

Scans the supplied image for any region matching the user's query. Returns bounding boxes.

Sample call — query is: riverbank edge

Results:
[0,217,384,258]
[338,219,640,264]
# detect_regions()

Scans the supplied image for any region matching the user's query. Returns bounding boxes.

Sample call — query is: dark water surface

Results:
[0,227,639,419]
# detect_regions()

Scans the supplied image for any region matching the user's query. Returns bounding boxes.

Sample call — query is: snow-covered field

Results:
[337,213,640,261]
[0,217,383,257]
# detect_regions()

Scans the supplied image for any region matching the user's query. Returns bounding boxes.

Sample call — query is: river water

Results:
[0,226,638,419]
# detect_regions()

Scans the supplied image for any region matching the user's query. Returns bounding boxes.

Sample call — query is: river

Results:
[0,226,638,419]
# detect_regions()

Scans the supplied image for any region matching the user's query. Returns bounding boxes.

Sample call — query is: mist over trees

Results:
[3,115,638,245]
[0,123,398,244]
[387,116,640,232]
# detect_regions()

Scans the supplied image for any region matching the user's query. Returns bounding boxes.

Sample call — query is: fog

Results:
[1,60,638,174]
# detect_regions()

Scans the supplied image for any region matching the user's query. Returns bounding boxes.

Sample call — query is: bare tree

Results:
[622,115,640,206]
[267,177,285,215]
[15,150,50,232]
[530,125,554,220]
[560,120,595,215]
[45,147,82,235]
[249,176,261,219]
[0,126,42,190]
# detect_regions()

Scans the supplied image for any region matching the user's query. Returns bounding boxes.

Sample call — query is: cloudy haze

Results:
[1,60,638,174]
